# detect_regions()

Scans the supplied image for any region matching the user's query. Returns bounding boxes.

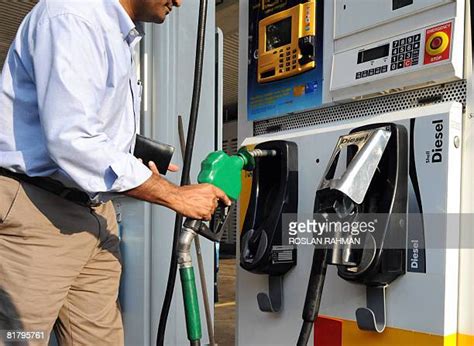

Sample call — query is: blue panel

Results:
[247,0,324,121]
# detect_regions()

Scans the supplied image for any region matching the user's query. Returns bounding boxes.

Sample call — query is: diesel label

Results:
[341,133,369,145]
[410,239,420,269]
[426,119,443,163]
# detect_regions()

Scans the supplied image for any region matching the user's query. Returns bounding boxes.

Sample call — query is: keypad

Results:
[278,46,298,73]
[277,46,299,74]
[390,33,421,71]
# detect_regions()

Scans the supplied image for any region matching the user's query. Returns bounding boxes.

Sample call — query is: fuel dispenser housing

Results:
[319,123,409,287]
[240,140,298,312]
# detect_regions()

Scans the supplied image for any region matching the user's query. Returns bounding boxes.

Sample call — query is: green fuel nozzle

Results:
[197,148,277,201]
[183,148,278,243]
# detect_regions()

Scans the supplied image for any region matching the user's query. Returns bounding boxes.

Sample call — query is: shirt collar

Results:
[112,0,143,44]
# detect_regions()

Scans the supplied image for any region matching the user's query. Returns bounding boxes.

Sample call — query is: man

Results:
[0,0,230,344]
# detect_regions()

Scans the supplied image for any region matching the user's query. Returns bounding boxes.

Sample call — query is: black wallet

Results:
[133,134,175,175]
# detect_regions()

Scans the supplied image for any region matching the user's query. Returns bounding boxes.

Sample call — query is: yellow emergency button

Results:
[425,31,449,56]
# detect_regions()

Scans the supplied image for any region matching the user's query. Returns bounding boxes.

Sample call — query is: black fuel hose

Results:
[156,0,208,345]
[297,248,328,346]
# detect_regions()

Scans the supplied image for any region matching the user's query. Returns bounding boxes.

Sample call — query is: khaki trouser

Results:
[0,175,124,345]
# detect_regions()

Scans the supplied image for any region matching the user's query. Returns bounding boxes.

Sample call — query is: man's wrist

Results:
[124,172,180,211]
[154,175,181,210]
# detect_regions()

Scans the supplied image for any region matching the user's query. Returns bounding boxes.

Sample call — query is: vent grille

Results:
[254,80,467,135]
[222,32,239,106]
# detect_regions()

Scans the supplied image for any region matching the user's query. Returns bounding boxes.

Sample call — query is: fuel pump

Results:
[298,124,408,345]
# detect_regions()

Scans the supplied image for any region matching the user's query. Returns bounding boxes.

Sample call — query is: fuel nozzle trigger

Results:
[183,203,232,242]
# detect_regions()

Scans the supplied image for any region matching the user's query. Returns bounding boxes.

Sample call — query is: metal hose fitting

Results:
[249,149,278,158]
[178,228,197,269]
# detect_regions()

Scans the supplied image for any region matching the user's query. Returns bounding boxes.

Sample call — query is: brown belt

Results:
[0,167,96,207]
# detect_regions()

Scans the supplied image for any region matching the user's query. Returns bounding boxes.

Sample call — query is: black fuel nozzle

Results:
[298,123,409,344]
[313,124,408,282]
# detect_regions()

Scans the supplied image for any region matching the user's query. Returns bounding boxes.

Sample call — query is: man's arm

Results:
[33,14,230,218]
[125,162,231,220]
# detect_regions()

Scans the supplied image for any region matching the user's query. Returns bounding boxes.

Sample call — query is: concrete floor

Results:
[215,258,236,346]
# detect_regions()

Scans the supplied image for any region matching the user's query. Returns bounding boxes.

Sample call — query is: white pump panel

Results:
[335,0,453,38]
[330,0,464,101]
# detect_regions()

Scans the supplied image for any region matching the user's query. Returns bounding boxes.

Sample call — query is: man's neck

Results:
[119,0,136,21]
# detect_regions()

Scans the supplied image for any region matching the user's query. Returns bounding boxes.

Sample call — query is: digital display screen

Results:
[357,44,390,64]
[266,17,292,51]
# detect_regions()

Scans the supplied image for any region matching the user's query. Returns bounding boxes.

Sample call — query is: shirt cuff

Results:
[107,154,152,192]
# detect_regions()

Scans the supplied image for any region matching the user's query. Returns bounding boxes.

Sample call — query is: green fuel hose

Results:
[156,0,208,344]
[180,267,202,342]
[176,227,202,345]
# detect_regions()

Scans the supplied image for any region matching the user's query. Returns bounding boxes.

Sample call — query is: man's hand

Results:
[124,161,231,220]
[173,183,231,220]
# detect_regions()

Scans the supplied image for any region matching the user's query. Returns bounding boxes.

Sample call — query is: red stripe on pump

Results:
[314,317,343,346]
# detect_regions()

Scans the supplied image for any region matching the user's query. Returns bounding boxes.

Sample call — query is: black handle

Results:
[183,203,231,242]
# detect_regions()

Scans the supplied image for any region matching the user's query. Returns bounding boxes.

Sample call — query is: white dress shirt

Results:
[0,0,152,203]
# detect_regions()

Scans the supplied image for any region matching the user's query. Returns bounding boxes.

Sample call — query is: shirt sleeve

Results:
[32,14,151,194]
